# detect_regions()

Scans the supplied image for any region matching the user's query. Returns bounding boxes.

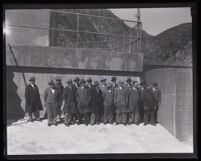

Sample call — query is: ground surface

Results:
[7,119,193,154]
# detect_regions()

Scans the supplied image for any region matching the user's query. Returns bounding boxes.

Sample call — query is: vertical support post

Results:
[123,35,124,52]
[76,13,79,49]
[129,29,132,53]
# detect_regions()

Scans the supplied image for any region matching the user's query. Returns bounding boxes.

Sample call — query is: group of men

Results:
[25,76,161,127]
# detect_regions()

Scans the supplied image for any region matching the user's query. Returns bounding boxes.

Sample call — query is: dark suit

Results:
[114,87,128,124]
[25,84,43,119]
[55,84,64,117]
[127,87,140,124]
[90,86,103,124]
[138,86,146,122]
[153,87,161,123]
[43,87,61,124]
[76,86,91,124]
[143,88,156,124]
[103,89,114,123]
[63,85,77,124]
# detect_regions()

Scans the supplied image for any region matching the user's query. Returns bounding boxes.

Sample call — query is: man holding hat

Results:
[90,81,103,125]
[63,79,77,126]
[25,76,43,122]
[114,80,128,125]
[152,82,161,124]
[43,78,61,126]
[55,76,64,122]
[76,79,91,125]
[103,83,114,124]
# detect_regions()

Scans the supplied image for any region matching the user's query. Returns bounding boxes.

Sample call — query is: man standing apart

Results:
[43,79,61,126]
[114,81,128,125]
[152,82,161,124]
[25,76,43,122]
[55,76,64,122]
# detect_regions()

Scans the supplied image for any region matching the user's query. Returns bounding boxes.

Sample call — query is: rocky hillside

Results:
[49,9,192,66]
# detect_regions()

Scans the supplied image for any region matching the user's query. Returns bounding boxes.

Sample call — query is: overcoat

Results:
[25,84,43,113]
[43,87,61,107]
[127,87,140,112]
[144,89,156,110]
[103,89,114,106]
[63,86,77,114]
[114,87,128,113]
[90,87,103,113]
[153,87,161,104]
[55,84,64,106]
[76,86,91,114]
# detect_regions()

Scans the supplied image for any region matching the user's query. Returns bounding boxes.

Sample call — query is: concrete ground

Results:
[7,118,193,155]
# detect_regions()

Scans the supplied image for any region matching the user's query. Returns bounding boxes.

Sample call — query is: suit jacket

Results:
[55,84,64,106]
[25,84,43,113]
[114,87,128,105]
[144,89,156,109]
[43,87,61,107]
[103,89,114,106]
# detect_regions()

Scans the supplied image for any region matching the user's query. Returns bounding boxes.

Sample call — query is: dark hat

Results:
[48,79,54,85]
[79,79,86,84]
[107,83,113,87]
[118,80,124,84]
[94,81,99,85]
[126,77,132,82]
[87,77,92,82]
[152,82,158,87]
[55,76,62,81]
[29,76,35,81]
[111,76,117,81]
[100,78,107,82]
[74,77,80,82]
[66,79,73,84]
[133,80,138,84]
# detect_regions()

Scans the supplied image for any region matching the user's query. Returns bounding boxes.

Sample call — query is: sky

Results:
[109,8,192,36]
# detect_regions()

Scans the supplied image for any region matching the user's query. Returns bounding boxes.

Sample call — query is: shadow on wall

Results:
[7,70,25,126]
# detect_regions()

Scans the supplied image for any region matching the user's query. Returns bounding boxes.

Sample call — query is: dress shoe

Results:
[27,118,33,122]
[48,123,51,127]
[36,118,42,122]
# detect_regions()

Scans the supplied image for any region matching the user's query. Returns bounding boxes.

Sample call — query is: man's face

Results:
[30,80,35,84]
[49,84,54,89]
[102,81,107,85]
[81,83,85,87]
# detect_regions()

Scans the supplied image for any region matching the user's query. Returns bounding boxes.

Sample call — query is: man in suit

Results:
[103,83,114,124]
[43,79,61,126]
[125,77,132,90]
[138,82,146,123]
[90,81,103,125]
[25,76,43,122]
[111,76,118,88]
[55,76,64,122]
[63,79,77,126]
[76,79,91,125]
[143,85,157,126]
[100,77,107,122]
[72,77,80,122]
[127,81,140,125]
[114,81,128,125]
[152,82,161,124]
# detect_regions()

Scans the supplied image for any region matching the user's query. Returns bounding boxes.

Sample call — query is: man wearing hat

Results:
[25,76,43,122]
[76,79,91,125]
[111,76,118,88]
[100,77,107,122]
[143,85,157,126]
[152,82,161,124]
[125,77,132,90]
[103,83,114,124]
[55,76,64,122]
[138,82,146,123]
[90,81,103,125]
[43,79,61,126]
[127,81,140,125]
[63,79,77,126]
[114,80,128,125]
[72,77,80,121]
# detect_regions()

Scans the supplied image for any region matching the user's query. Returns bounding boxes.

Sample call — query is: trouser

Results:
[47,104,57,124]
[128,105,139,124]
[103,105,113,123]
[57,105,62,119]
[139,102,144,122]
[28,110,40,119]
[144,108,156,124]
[90,112,99,125]
[154,104,159,122]
[64,113,73,124]
[116,112,127,124]
[78,113,90,124]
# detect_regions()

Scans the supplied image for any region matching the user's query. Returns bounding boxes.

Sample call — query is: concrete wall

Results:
[145,68,193,143]
[6,45,143,72]
[5,10,50,46]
